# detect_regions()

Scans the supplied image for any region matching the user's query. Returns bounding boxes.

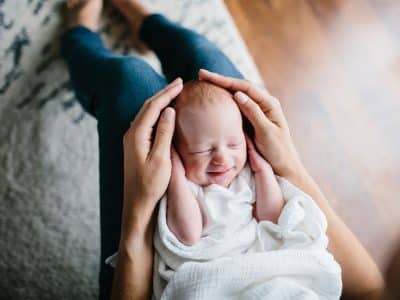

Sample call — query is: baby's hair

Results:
[170,80,254,144]
[170,79,232,110]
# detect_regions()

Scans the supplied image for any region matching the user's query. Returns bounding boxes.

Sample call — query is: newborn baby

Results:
[167,80,285,245]
[106,80,342,300]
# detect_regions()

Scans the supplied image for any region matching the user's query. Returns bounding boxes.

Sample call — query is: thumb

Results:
[150,107,176,160]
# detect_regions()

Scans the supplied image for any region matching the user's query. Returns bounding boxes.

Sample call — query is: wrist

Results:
[280,155,308,181]
[120,195,157,246]
[283,162,313,192]
[283,164,336,216]
[119,211,155,253]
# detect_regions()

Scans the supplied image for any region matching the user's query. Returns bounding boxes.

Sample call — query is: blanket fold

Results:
[106,165,342,299]
[152,168,342,299]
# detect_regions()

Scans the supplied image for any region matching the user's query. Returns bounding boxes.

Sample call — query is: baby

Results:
[106,80,342,300]
[167,80,285,246]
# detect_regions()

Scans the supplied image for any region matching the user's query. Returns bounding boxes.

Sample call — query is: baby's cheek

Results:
[185,159,207,183]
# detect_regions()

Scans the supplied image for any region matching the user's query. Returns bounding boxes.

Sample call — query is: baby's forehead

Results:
[175,92,241,124]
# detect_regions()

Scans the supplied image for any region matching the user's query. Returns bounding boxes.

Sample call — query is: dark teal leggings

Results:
[61,13,244,299]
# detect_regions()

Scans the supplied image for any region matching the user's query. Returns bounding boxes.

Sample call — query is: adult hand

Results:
[121,77,183,236]
[198,71,387,299]
[198,69,304,179]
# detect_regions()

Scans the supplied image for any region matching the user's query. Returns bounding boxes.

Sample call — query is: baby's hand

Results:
[170,146,186,180]
[245,134,274,176]
[246,134,284,223]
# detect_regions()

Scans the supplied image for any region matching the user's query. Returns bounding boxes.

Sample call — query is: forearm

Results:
[167,176,203,245]
[254,172,284,223]
[285,167,384,297]
[112,201,156,300]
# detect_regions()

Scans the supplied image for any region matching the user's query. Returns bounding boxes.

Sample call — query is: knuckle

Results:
[146,95,155,103]
[123,129,131,140]
[124,127,140,143]
[246,99,260,112]
[157,124,169,136]
[147,99,157,109]
[152,153,166,164]
[243,83,252,95]
[272,97,281,107]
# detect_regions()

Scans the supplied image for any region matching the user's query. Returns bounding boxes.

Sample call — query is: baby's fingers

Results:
[246,135,262,171]
[171,146,181,163]
[170,146,185,174]
[246,134,271,173]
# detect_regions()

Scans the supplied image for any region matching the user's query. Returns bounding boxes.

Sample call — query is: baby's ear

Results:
[243,117,255,139]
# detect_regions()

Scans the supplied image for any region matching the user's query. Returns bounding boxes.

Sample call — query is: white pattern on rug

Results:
[0,0,262,299]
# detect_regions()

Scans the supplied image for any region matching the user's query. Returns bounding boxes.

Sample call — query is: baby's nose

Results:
[211,150,229,165]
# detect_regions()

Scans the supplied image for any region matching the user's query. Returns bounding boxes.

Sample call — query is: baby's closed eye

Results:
[189,143,243,155]
[228,142,243,148]
[190,149,212,155]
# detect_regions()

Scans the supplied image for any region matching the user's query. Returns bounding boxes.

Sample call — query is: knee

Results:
[108,57,156,89]
[185,41,244,80]
[102,56,164,103]
[98,56,165,121]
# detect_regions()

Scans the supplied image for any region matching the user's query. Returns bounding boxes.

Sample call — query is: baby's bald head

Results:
[172,80,247,187]
[172,80,234,110]
[171,80,242,144]
[170,80,248,187]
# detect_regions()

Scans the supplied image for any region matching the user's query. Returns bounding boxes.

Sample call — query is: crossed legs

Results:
[62,1,244,299]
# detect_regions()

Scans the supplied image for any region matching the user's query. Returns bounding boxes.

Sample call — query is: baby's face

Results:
[175,100,247,188]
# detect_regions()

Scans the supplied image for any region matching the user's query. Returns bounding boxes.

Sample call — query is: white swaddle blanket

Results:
[106,164,342,299]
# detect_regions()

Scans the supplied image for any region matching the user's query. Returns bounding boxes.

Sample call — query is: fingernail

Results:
[171,77,182,86]
[163,108,175,122]
[235,91,248,104]
[199,69,211,74]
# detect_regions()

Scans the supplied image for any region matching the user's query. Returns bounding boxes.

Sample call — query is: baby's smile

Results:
[206,166,236,187]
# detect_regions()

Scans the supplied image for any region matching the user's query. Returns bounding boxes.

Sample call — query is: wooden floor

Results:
[225,0,400,271]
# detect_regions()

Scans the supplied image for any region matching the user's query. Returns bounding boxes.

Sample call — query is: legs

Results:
[61,26,167,300]
[110,0,244,81]
[140,14,245,82]
[62,2,246,299]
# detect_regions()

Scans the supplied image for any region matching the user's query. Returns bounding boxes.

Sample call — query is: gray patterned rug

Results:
[0,0,262,299]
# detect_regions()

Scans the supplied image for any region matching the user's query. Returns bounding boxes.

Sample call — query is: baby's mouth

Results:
[207,167,233,176]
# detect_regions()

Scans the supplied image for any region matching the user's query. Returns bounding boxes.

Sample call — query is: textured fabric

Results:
[62,12,245,300]
[0,0,259,299]
[107,165,342,299]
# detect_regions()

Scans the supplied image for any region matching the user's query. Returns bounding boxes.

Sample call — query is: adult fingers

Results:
[233,91,275,133]
[149,107,176,163]
[132,78,183,134]
[199,69,263,98]
[198,69,286,127]
[198,69,273,110]
[131,78,182,158]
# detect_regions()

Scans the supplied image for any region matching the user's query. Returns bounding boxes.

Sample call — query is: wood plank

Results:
[224,0,400,270]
